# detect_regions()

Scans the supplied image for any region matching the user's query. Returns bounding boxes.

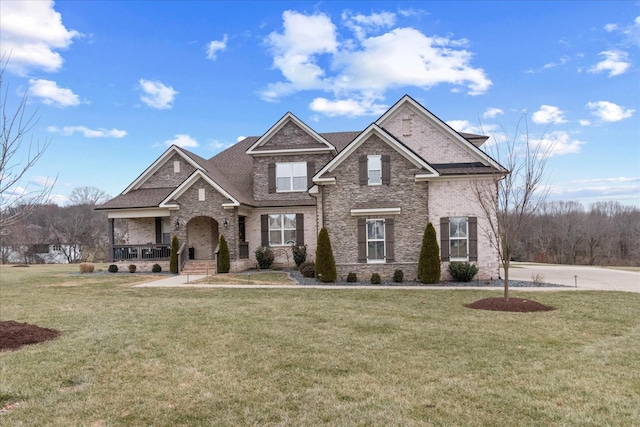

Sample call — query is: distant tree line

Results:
[514,200,640,266]
[0,186,113,264]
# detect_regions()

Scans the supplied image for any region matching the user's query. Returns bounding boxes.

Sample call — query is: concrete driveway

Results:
[506,263,640,293]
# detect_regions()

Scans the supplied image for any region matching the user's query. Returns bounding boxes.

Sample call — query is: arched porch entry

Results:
[185,216,219,260]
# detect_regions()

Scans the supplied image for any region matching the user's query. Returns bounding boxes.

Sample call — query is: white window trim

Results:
[366,218,386,263]
[276,162,307,193]
[367,155,382,186]
[449,217,469,261]
[268,214,297,246]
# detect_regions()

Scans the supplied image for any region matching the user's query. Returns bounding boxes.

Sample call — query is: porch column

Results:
[108,218,115,262]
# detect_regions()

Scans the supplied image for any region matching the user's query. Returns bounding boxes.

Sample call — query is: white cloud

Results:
[482,107,503,119]
[342,10,396,40]
[446,120,500,145]
[28,79,80,107]
[261,10,492,115]
[236,136,246,143]
[48,125,126,138]
[579,119,591,126]
[588,50,631,77]
[139,79,178,109]
[532,105,567,124]
[533,131,585,157]
[165,134,198,148]
[587,101,635,122]
[309,97,388,117]
[604,16,640,47]
[206,34,228,60]
[0,0,80,75]
[208,139,233,150]
[543,55,569,70]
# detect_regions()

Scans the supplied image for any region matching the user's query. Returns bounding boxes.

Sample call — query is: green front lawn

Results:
[1,264,638,426]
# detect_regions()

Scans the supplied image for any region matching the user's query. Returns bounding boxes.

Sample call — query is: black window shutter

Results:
[385,217,395,262]
[357,218,366,262]
[306,161,315,189]
[440,217,450,261]
[381,155,391,185]
[468,217,478,261]
[359,155,367,185]
[268,163,276,193]
[296,213,304,245]
[261,215,269,246]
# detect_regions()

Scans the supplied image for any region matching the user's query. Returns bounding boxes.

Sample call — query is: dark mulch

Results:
[466,297,555,313]
[0,321,60,351]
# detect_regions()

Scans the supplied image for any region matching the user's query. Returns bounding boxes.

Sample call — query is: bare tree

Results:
[68,186,110,206]
[0,57,55,228]
[474,115,553,301]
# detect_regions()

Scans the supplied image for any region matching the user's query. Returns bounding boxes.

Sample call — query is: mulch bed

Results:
[466,297,555,312]
[0,321,60,351]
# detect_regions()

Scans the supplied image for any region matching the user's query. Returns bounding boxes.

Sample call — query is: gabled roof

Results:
[246,112,336,155]
[313,123,439,184]
[159,170,239,208]
[123,145,205,194]
[376,95,506,172]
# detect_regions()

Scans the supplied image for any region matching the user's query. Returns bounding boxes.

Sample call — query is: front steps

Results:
[180,259,216,275]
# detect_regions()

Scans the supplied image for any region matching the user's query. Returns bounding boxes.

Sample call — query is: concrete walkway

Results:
[135,263,639,293]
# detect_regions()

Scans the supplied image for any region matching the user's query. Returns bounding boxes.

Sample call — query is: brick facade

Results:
[139,153,196,189]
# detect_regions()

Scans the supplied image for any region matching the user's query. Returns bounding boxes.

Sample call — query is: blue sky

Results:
[1,1,639,207]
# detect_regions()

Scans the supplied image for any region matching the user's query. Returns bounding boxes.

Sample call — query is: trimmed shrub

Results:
[417,222,441,284]
[108,264,119,273]
[79,263,94,274]
[255,246,274,269]
[315,227,337,282]
[152,264,162,273]
[393,269,404,283]
[448,262,479,282]
[299,261,315,278]
[170,235,179,274]
[346,272,358,282]
[370,273,381,285]
[218,235,230,273]
[128,264,137,273]
[292,244,307,267]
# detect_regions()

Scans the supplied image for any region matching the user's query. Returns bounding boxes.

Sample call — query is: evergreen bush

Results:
[255,246,274,269]
[292,244,307,267]
[128,264,137,273]
[170,235,179,274]
[346,272,357,282]
[315,227,337,282]
[448,262,479,282]
[108,264,118,273]
[417,222,441,284]
[393,269,404,283]
[370,273,381,284]
[218,235,230,273]
[152,264,162,273]
[299,261,315,278]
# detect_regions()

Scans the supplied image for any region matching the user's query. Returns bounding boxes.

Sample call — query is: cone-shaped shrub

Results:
[218,234,230,273]
[417,222,441,284]
[170,235,179,274]
[315,227,337,282]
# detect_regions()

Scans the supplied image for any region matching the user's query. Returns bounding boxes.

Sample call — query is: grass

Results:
[193,271,296,285]
[1,264,639,426]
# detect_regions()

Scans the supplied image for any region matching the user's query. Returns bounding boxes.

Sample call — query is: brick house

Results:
[96,95,507,279]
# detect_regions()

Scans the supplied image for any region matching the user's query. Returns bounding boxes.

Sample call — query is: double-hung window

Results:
[367,155,382,185]
[276,162,307,192]
[269,214,297,246]
[449,217,468,260]
[366,219,385,262]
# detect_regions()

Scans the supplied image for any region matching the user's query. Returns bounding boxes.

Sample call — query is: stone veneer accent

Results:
[244,206,318,268]
[139,153,197,189]
[380,105,478,164]
[320,134,430,280]
[252,153,332,203]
